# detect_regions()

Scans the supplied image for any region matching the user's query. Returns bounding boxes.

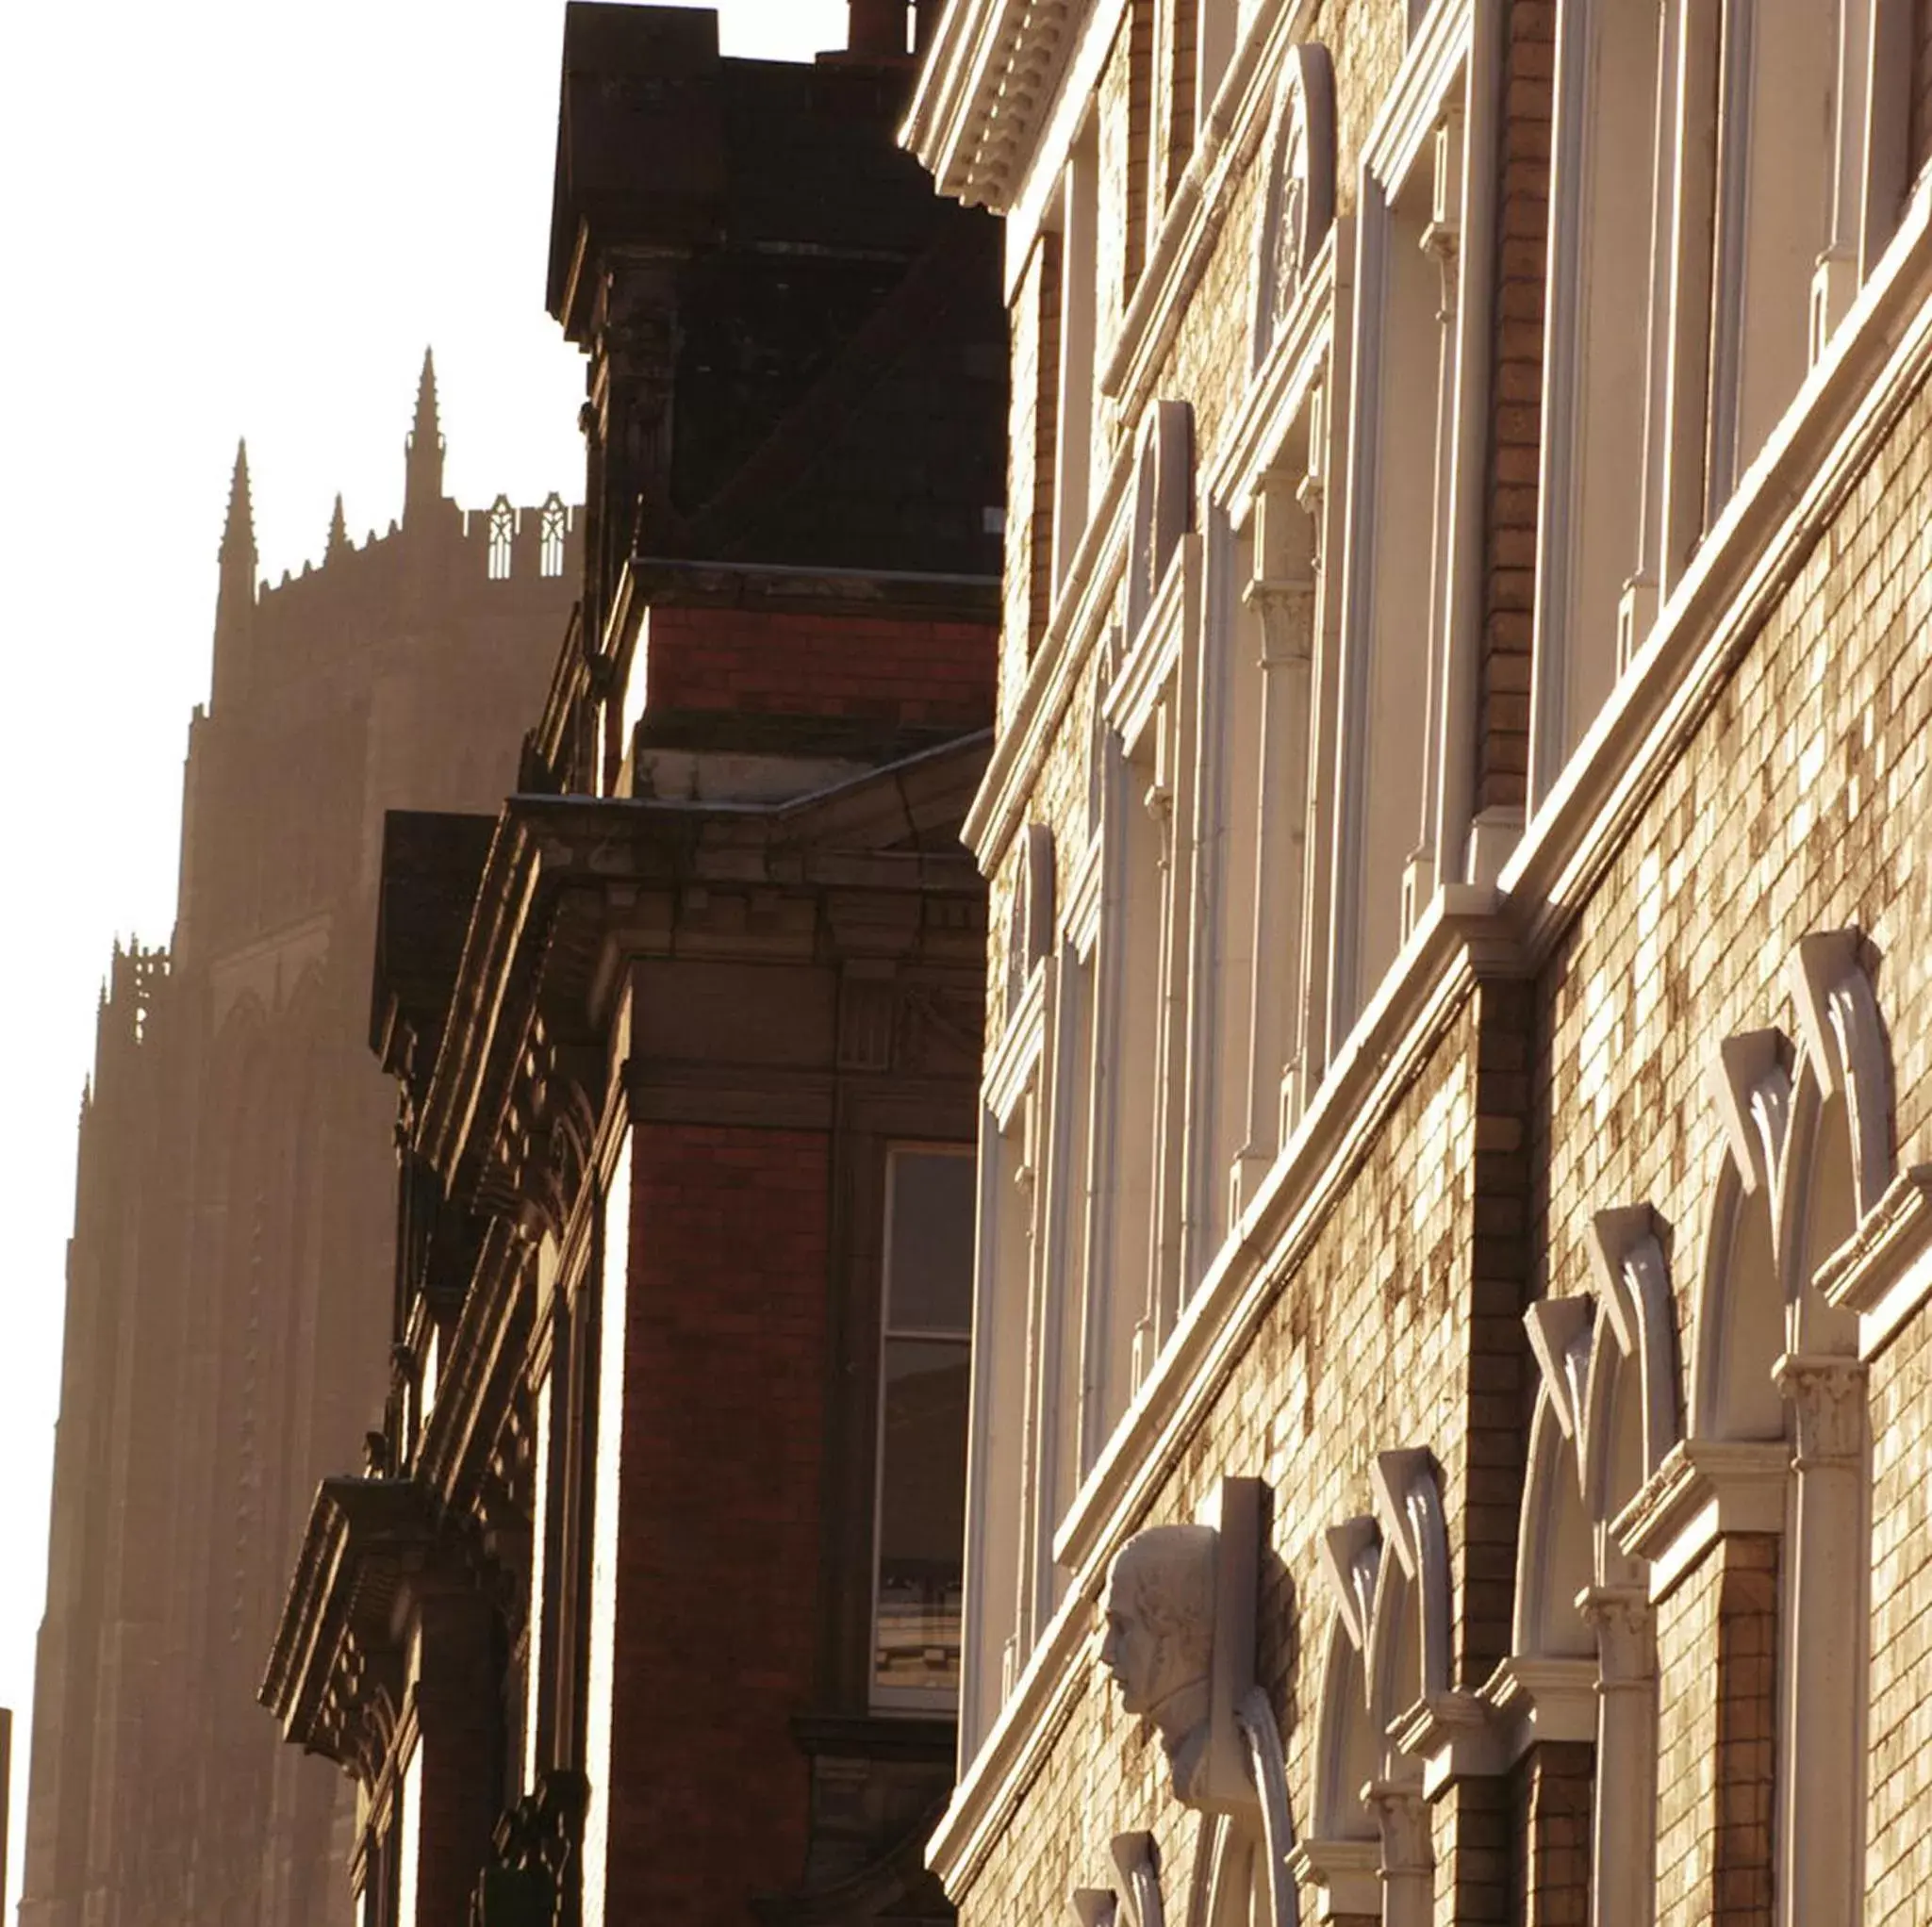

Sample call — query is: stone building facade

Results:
[20,363,579,1927]
[907,1,1932,1924]
[260,8,1006,1926]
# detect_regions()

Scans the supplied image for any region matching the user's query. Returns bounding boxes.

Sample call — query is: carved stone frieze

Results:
[1255,42,1337,368]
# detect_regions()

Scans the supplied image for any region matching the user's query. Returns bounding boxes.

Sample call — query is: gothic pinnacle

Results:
[221,438,256,565]
[326,493,349,558]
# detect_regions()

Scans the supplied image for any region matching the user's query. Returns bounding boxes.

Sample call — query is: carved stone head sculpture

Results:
[1099,1523,1217,1795]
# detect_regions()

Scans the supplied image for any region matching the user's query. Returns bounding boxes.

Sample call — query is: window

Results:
[538,494,568,578]
[487,496,515,581]
[871,1146,975,1710]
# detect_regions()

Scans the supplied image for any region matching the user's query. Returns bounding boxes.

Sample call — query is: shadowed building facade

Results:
[260,8,1007,1926]
[21,361,579,1927]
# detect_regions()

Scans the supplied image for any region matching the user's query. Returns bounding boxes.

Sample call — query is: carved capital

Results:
[1577,1584,1654,1686]
[1363,1780,1431,1875]
[1243,575,1315,667]
[1774,1353,1869,1468]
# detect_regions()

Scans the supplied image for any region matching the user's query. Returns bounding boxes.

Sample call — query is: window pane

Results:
[873,1337,969,1698]
[886,1149,976,1333]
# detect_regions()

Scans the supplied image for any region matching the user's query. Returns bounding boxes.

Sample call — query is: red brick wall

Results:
[639,603,994,727]
[604,1120,831,1918]
[410,1597,502,1927]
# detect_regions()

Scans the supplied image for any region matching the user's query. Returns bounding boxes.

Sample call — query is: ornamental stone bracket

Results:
[1070,1889,1119,1927]
[1111,1833,1164,1927]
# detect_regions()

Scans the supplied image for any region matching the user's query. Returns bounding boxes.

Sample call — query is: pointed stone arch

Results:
[1693,1028,1792,1441]
[1252,41,1336,372]
[1511,1374,1593,1662]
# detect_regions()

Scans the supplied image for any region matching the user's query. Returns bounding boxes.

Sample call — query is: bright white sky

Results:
[0,2,849,1914]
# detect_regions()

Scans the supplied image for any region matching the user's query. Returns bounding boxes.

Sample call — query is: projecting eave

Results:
[417,730,993,1210]
[901,0,1076,210]
[259,1476,434,1777]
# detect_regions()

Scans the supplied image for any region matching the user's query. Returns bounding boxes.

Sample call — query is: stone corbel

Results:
[1071,1890,1118,1927]
[1708,1029,1792,1196]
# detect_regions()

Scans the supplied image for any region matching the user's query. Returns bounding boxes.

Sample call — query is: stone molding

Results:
[1476,1655,1599,1759]
[1285,1836,1380,1919]
[1819,1162,1932,1359]
[1611,1439,1790,1601]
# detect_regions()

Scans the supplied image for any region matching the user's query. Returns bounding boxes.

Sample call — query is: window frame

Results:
[867,1140,978,1716]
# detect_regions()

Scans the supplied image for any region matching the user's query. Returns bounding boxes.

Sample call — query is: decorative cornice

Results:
[901,0,1079,211]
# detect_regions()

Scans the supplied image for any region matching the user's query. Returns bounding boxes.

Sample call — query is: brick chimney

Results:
[848,0,906,56]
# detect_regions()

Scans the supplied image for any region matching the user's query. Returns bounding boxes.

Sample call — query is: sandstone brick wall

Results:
[603,1120,830,1918]
[637,603,994,728]
[1655,1555,1720,1927]
[949,1005,1486,1917]
[1534,376,1932,1374]
[1866,1302,1932,1919]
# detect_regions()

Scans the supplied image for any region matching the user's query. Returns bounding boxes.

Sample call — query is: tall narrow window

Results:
[1162,0,1198,197]
[1125,0,1155,297]
[1054,122,1100,587]
[538,494,568,578]
[872,1146,975,1711]
[487,496,515,581]
[1030,234,1065,655]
